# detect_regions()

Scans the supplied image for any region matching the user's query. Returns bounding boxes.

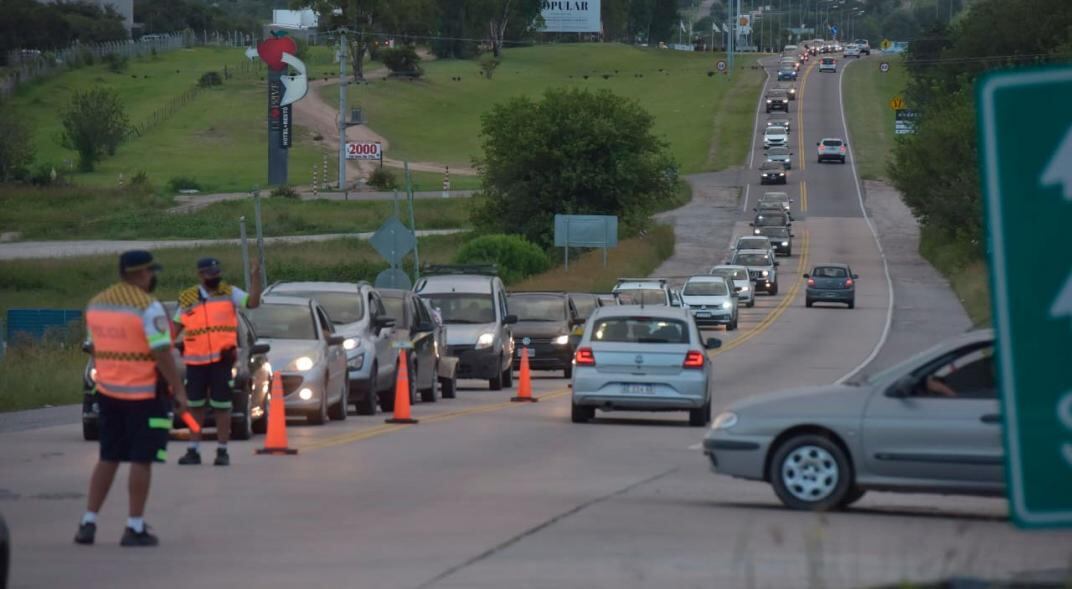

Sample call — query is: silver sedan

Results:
[703,329,1003,510]
[571,306,721,427]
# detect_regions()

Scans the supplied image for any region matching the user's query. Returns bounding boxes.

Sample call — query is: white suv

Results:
[844,44,862,58]
[612,278,671,306]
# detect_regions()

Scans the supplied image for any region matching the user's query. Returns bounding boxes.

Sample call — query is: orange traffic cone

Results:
[257,374,297,455]
[511,347,538,403]
[385,351,419,424]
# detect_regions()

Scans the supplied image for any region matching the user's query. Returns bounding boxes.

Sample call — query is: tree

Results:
[61,88,130,172]
[473,88,678,248]
[0,120,35,182]
[380,45,424,77]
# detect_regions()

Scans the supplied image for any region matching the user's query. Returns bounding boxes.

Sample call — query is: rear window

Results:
[712,268,749,281]
[822,58,835,64]
[813,266,848,278]
[758,226,790,238]
[592,317,689,344]
[822,139,843,146]
[683,281,728,296]
[735,253,772,266]
[614,289,667,306]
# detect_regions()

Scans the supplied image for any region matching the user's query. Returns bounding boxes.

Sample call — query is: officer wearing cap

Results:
[75,250,188,547]
[174,257,261,466]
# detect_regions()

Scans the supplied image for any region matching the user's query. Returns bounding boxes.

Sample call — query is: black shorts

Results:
[99,393,170,464]
[186,355,234,410]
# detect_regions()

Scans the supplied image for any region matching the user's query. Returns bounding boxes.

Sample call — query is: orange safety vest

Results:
[177,283,238,365]
[85,282,160,401]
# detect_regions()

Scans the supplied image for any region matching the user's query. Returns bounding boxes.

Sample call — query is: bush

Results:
[454,234,550,284]
[168,176,201,192]
[380,46,423,78]
[128,170,152,192]
[198,71,223,87]
[270,184,299,199]
[0,119,35,182]
[367,168,399,190]
[30,162,61,186]
[104,52,128,73]
[479,54,500,79]
[60,87,130,171]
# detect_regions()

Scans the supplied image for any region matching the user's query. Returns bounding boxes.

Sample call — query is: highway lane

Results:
[3,55,1071,589]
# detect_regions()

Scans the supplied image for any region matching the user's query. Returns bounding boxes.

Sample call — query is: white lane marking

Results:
[834,58,895,384]
[743,57,774,214]
[688,442,703,450]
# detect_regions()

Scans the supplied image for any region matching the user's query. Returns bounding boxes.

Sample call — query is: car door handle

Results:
[980,413,1001,424]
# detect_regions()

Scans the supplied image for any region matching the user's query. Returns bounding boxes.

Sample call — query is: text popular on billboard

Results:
[346,142,383,161]
[539,0,601,33]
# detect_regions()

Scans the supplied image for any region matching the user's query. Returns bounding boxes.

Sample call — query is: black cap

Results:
[196,257,222,276]
[119,250,161,274]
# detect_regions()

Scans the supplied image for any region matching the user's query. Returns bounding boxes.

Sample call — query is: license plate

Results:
[626,384,653,395]
[695,312,711,317]
[517,348,535,357]
[824,292,838,298]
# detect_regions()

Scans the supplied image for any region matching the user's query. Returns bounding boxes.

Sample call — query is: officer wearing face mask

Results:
[173,257,261,466]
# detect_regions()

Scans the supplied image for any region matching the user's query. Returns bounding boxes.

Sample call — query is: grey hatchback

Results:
[703,330,1002,511]
[804,264,857,308]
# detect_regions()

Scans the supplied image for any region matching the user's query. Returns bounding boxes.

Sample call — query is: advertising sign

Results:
[280,104,292,148]
[894,109,918,135]
[539,0,601,33]
[346,142,383,161]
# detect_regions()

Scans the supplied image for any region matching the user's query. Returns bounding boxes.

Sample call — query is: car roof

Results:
[738,235,771,241]
[737,248,773,256]
[415,274,494,294]
[821,137,844,142]
[812,262,850,269]
[260,295,313,307]
[711,264,749,272]
[613,281,666,290]
[685,275,728,283]
[761,192,789,198]
[509,291,567,298]
[589,305,691,321]
[268,281,362,293]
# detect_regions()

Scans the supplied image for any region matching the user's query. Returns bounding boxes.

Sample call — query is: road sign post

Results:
[977,65,1072,528]
[888,96,905,110]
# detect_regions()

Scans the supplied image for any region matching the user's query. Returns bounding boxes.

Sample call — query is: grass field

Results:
[919,226,991,326]
[328,44,765,174]
[8,47,330,193]
[513,224,675,292]
[842,56,908,181]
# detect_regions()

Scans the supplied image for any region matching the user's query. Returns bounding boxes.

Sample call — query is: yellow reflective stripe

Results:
[209,399,233,409]
[156,449,167,461]
[148,417,171,429]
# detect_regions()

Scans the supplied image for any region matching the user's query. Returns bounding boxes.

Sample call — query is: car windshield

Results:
[712,268,749,280]
[761,196,789,204]
[592,317,689,344]
[614,289,666,306]
[738,239,768,249]
[760,163,783,171]
[569,294,598,319]
[508,295,567,322]
[756,214,788,226]
[278,291,364,325]
[380,295,407,323]
[766,127,786,135]
[421,293,495,324]
[247,304,316,340]
[822,58,834,64]
[768,147,790,155]
[813,266,848,278]
[735,253,772,266]
[823,139,843,147]
[759,226,790,238]
[683,281,728,296]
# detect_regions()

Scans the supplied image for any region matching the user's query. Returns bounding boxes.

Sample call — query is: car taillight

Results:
[683,350,705,369]
[840,146,846,153]
[845,278,854,287]
[807,278,815,286]
[575,347,595,366]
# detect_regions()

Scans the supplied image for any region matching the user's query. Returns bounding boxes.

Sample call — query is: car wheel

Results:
[328,377,348,421]
[848,299,855,309]
[356,368,378,415]
[502,362,514,388]
[839,486,867,509]
[440,375,457,399]
[489,356,504,391]
[231,391,253,440]
[420,362,437,403]
[747,299,755,308]
[82,419,99,441]
[688,399,711,427]
[408,362,419,404]
[308,390,328,426]
[564,364,573,378]
[768,434,853,511]
[728,315,738,331]
[806,298,813,308]
[840,157,846,164]
[571,403,594,423]
[770,283,779,296]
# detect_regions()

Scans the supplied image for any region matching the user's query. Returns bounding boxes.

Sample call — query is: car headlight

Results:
[293,356,314,371]
[553,334,570,345]
[761,270,769,277]
[712,411,738,430]
[739,285,749,292]
[475,332,496,350]
[343,337,360,351]
[778,173,785,176]
[298,388,314,401]
[766,99,772,103]
[781,241,789,246]
[721,301,732,310]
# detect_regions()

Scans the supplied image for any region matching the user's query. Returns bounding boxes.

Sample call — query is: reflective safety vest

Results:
[178,284,238,365]
[86,282,159,401]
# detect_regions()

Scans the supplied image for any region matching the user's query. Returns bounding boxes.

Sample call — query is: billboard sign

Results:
[539,0,601,33]
[894,109,918,135]
[346,142,383,161]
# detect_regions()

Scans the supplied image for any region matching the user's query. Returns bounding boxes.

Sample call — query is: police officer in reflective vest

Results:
[174,257,261,466]
[75,250,188,547]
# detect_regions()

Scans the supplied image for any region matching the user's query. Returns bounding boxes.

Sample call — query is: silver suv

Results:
[414,265,517,390]
[265,281,398,415]
[731,249,781,295]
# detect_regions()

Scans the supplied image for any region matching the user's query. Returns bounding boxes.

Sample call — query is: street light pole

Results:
[337,30,347,190]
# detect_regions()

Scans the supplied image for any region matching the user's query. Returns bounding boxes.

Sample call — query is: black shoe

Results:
[120,526,158,547]
[177,449,201,465]
[213,448,230,466]
[74,522,96,545]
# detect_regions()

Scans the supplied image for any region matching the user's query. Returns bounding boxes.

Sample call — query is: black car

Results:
[81,302,273,441]
[751,211,791,234]
[379,289,442,403]
[759,161,787,185]
[507,292,583,377]
[755,225,794,256]
[765,90,790,113]
[775,81,797,100]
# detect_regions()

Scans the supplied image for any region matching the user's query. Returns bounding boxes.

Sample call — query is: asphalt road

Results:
[2,56,1070,589]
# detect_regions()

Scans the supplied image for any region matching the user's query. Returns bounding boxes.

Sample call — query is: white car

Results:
[765,146,792,169]
[763,125,789,149]
[844,44,862,58]
[680,276,738,331]
[819,57,837,72]
[612,278,671,306]
[709,265,755,308]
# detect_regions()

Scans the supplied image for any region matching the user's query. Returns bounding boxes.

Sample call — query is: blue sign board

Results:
[553,214,619,248]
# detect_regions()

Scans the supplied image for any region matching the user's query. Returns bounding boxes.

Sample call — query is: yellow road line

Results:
[801,180,808,212]
[712,229,810,357]
[797,61,813,172]
[299,388,570,451]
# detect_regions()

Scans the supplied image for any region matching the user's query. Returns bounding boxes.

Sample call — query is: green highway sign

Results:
[978,65,1072,528]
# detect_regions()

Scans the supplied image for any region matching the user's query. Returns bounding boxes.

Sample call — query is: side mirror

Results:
[791,234,796,238]
[503,314,518,325]
[774,261,780,266]
[886,375,915,398]
[81,341,93,354]
[327,334,346,346]
[816,141,821,146]
[374,317,396,331]
[802,273,810,278]
[251,342,271,355]
[748,222,755,227]
[705,337,722,349]
[570,317,586,327]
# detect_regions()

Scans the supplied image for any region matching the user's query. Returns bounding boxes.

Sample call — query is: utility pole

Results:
[337,30,347,190]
